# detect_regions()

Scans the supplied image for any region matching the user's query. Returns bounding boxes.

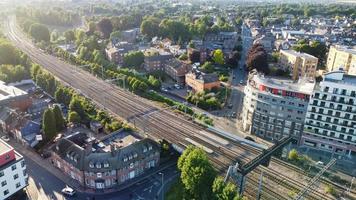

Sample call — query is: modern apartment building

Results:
[326,46,356,75]
[301,71,356,157]
[279,50,318,80]
[0,139,28,200]
[242,70,315,142]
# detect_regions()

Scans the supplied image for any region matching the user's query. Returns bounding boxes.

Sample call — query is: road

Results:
[3,17,342,200]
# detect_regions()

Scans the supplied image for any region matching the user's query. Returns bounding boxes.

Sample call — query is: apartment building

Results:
[242,70,315,142]
[326,46,356,75]
[51,130,160,191]
[0,139,28,200]
[301,71,356,157]
[279,50,318,80]
[143,48,173,72]
[164,59,192,84]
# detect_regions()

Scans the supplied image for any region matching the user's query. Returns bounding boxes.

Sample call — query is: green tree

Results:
[68,111,81,123]
[201,61,214,73]
[64,30,75,43]
[110,31,121,40]
[213,49,225,65]
[42,108,56,140]
[148,75,161,89]
[96,18,113,38]
[288,149,299,161]
[212,177,240,200]
[123,51,144,68]
[69,96,86,120]
[29,23,50,42]
[140,16,160,38]
[52,105,65,131]
[179,147,216,199]
[0,39,20,65]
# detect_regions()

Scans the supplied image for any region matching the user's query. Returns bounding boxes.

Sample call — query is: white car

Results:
[61,186,76,196]
[316,161,324,166]
[1,135,10,142]
[239,80,244,84]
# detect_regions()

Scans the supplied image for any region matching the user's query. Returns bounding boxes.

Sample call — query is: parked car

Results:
[1,135,10,142]
[239,80,244,84]
[61,186,76,196]
[316,161,324,166]
[161,87,168,92]
[231,112,237,118]
[228,104,233,109]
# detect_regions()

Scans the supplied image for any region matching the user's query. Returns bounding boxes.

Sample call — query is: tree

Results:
[226,51,241,67]
[189,49,201,63]
[246,44,269,74]
[148,75,161,89]
[123,51,144,68]
[50,30,60,43]
[52,105,65,132]
[64,30,75,43]
[29,23,50,42]
[140,16,160,39]
[87,21,96,35]
[212,177,240,200]
[0,65,29,83]
[288,149,299,161]
[179,147,216,199]
[0,39,20,65]
[96,18,113,38]
[201,61,214,73]
[69,96,86,120]
[213,49,224,65]
[42,108,56,140]
[68,111,81,123]
[110,31,121,40]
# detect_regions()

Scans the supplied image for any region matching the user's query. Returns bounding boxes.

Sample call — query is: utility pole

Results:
[256,171,264,200]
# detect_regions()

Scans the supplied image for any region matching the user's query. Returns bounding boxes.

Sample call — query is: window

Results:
[97,173,102,178]
[13,174,19,180]
[5,154,10,160]
[1,181,7,187]
[11,165,16,171]
[21,161,25,168]
[16,182,21,188]
[0,171,3,177]
[3,189,9,196]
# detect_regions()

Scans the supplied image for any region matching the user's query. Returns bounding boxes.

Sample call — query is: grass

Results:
[165,179,184,200]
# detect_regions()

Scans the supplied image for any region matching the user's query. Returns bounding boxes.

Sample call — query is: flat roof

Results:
[0,138,13,155]
[0,82,27,101]
[332,45,356,55]
[281,50,318,60]
[253,73,315,94]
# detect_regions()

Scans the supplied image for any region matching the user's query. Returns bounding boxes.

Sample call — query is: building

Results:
[0,139,28,200]
[242,70,315,142]
[301,71,356,157]
[253,35,274,52]
[279,50,318,80]
[326,46,356,75]
[0,81,31,111]
[185,70,220,93]
[164,59,191,83]
[105,42,137,65]
[121,28,140,43]
[144,48,173,72]
[51,130,160,191]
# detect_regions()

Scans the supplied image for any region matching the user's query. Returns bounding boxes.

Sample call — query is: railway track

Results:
[3,17,353,200]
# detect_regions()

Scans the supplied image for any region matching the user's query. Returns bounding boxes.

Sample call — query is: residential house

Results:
[0,81,31,111]
[105,41,137,65]
[143,48,173,72]
[164,59,191,83]
[185,70,220,93]
[121,28,140,43]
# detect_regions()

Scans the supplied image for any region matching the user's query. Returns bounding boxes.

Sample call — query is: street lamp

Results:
[159,172,164,200]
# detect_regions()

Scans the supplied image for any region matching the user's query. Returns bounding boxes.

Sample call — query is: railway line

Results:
[3,17,354,200]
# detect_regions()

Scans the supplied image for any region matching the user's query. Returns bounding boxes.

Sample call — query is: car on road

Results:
[1,135,10,142]
[228,104,233,109]
[239,80,244,84]
[161,87,168,92]
[316,161,324,166]
[61,186,76,196]
[231,112,237,118]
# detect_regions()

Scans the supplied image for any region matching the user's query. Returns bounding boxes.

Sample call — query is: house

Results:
[14,119,41,147]
[253,35,274,52]
[164,59,192,83]
[144,48,173,72]
[0,81,32,111]
[51,130,160,191]
[105,41,137,65]
[185,70,220,93]
[121,28,140,43]
[204,32,238,54]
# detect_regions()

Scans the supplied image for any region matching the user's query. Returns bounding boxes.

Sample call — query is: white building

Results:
[301,71,356,157]
[242,70,315,143]
[0,139,28,199]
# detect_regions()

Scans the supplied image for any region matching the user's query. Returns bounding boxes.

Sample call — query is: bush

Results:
[288,149,299,161]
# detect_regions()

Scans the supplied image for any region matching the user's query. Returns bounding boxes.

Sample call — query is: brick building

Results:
[164,59,192,83]
[185,70,220,93]
[51,130,160,191]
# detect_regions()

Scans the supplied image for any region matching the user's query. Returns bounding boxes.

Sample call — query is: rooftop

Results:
[0,138,13,155]
[324,71,356,86]
[281,50,318,60]
[252,72,315,95]
[332,45,356,55]
[0,81,27,102]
